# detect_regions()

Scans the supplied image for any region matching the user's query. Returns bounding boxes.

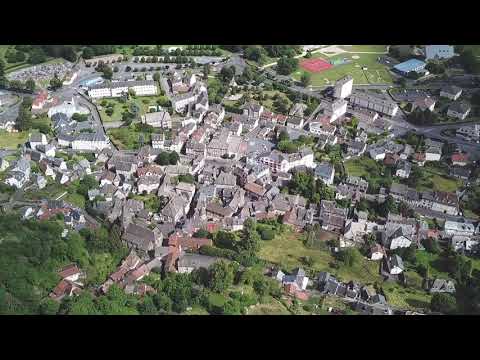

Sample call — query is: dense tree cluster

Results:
[288,170,335,204]
[407,108,440,125]
[457,49,480,74]
[426,61,446,74]
[130,45,221,58]
[154,151,179,166]
[15,97,33,131]
[276,56,299,75]
[0,214,127,315]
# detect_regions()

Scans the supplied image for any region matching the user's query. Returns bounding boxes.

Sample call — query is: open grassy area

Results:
[247,297,291,315]
[184,305,210,315]
[344,157,378,178]
[292,52,393,86]
[339,45,388,53]
[107,123,163,150]
[463,45,480,57]
[414,251,452,280]
[415,166,462,193]
[382,281,432,311]
[0,131,28,150]
[0,45,28,72]
[98,95,169,123]
[258,227,382,285]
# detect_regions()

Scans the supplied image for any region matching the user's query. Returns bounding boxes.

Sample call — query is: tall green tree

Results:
[25,78,36,92]
[49,73,63,90]
[300,72,311,87]
[208,261,236,293]
[430,293,457,314]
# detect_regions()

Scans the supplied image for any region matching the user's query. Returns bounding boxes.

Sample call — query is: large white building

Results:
[349,92,399,117]
[457,124,480,141]
[48,97,90,118]
[334,75,353,99]
[88,80,158,99]
[71,133,110,151]
[325,99,347,121]
[142,111,172,128]
[444,220,475,237]
[257,147,314,173]
[425,45,455,61]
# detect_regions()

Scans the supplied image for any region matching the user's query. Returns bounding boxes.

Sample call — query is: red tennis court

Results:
[300,58,333,73]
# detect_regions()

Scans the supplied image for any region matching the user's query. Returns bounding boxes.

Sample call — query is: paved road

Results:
[414,206,478,223]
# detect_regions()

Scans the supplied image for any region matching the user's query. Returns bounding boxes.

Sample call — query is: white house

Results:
[457,124,480,141]
[47,97,90,118]
[425,147,441,162]
[447,102,471,120]
[88,80,158,99]
[142,111,172,128]
[0,158,10,171]
[29,133,48,150]
[137,175,161,194]
[314,161,335,185]
[370,244,386,261]
[5,172,29,188]
[388,228,412,250]
[395,160,412,179]
[71,133,110,151]
[440,85,462,101]
[257,147,314,173]
[425,45,455,61]
[444,220,475,237]
[349,92,399,117]
[329,99,348,121]
[171,92,197,112]
[388,255,404,275]
[334,75,353,99]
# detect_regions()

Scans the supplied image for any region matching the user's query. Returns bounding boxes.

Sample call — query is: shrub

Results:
[260,229,275,240]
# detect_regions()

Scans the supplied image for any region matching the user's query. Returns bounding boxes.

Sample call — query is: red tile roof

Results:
[50,279,71,298]
[451,153,468,163]
[58,264,81,279]
[244,182,266,196]
[413,152,426,162]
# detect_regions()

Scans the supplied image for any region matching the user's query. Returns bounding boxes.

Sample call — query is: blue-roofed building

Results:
[425,45,455,61]
[393,59,427,75]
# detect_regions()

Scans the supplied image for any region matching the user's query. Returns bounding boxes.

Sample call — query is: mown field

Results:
[258,227,382,285]
[338,45,389,53]
[292,52,393,86]
[0,131,28,149]
[98,94,170,123]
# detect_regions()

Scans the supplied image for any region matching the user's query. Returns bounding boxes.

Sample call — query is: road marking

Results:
[55,192,68,201]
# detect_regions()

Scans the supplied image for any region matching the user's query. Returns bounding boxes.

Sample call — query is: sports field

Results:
[339,45,388,53]
[299,57,333,72]
[292,52,393,86]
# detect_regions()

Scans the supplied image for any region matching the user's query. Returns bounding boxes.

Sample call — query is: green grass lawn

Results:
[344,157,378,178]
[292,52,393,86]
[258,227,382,285]
[339,45,388,53]
[98,95,169,123]
[0,131,28,150]
[463,45,480,57]
[414,251,453,280]
[24,181,69,201]
[0,45,28,72]
[382,281,432,311]
[65,192,86,209]
[259,90,292,112]
[247,297,291,315]
[184,305,210,315]
[415,167,462,193]
[107,124,157,150]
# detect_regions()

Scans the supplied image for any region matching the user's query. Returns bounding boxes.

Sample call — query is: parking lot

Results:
[6,60,74,84]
